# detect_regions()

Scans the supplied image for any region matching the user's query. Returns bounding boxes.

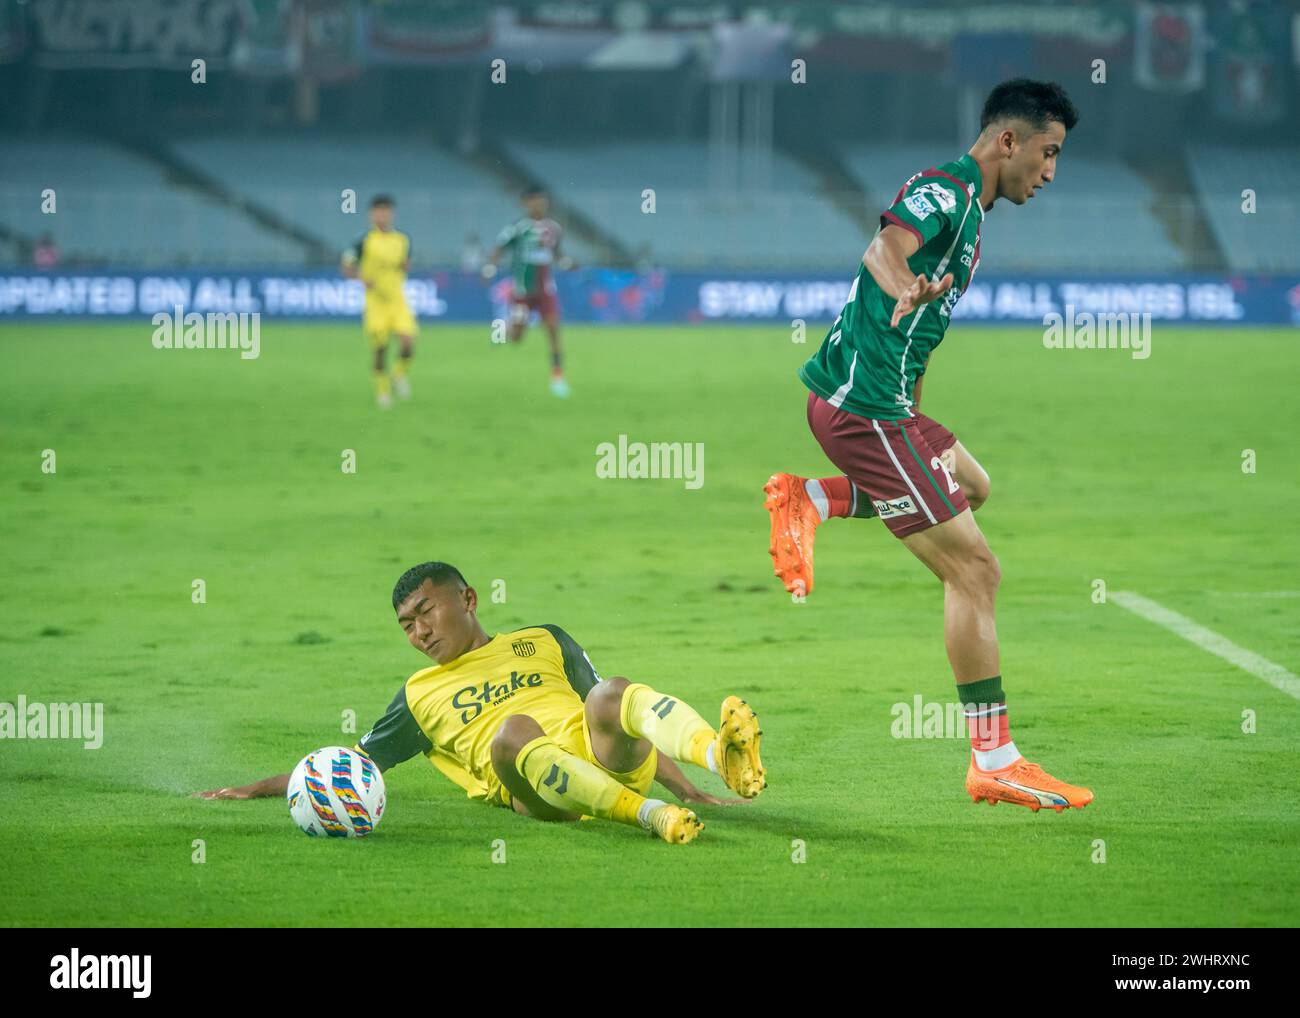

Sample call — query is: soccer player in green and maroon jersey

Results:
[765,79,1094,813]
[482,186,575,398]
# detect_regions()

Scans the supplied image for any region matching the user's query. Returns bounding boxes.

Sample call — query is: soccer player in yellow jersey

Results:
[340,194,416,409]
[199,561,767,845]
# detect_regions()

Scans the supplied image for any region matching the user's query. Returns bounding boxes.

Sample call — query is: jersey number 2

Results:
[930,455,960,495]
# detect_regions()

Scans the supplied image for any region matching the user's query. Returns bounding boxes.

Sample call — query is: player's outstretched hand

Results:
[194,786,253,800]
[194,773,290,799]
[890,271,954,328]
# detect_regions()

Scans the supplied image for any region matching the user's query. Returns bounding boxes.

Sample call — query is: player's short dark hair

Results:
[521,184,546,199]
[980,79,1078,134]
[391,561,468,609]
[370,194,396,209]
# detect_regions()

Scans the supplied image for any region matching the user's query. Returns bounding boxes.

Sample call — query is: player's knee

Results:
[947,540,1000,596]
[490,714,545,770]
[965,475,990,512]
[955,457,990,511]
[969,545,1001,594]
[585,676,630,732]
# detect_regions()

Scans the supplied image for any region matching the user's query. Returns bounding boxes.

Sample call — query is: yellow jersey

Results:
[346,228,411,306]
[358,625,602,805]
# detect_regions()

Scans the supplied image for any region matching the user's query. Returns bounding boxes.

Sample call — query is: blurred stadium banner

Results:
[1,269,1296,325]
[0,1,1236,71]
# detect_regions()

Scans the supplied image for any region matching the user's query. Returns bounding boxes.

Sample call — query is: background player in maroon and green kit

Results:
[766,79,1094,812]
[483,186,575,398]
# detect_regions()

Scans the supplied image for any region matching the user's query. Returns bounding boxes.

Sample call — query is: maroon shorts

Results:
[806,390,968,538]
[511,288,560,320]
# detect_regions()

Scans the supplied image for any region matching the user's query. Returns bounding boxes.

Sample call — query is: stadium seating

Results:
[840,145,1188,272]
[3,134,1290,274]
[503,140,867,269]
[0,137,307,267]
[167,135,582,266]
[1186,146,1300,272]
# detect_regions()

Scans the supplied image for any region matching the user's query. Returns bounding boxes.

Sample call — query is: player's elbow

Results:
[863,234,899,281]
[867,225,919,268]
[862,238,882,272]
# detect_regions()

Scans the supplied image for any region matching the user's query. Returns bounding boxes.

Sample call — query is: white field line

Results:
[1112,591,1300,702]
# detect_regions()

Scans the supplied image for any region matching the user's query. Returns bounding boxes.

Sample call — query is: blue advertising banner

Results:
[1,268,1297,325]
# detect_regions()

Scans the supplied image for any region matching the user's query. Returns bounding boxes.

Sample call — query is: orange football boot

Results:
[966,756,1093,812]
[764,472,820,596]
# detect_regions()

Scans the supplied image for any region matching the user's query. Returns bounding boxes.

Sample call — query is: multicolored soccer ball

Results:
[287,746,386,838]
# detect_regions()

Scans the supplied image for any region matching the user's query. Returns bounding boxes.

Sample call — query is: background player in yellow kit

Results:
[340,194,416,408]
[199,561,767,845]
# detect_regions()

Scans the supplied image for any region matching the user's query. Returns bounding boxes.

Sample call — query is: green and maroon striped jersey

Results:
[496,216,562,294]
[799,153,985,420]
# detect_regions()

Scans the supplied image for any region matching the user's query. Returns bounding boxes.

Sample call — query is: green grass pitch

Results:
[2,320,1297,927]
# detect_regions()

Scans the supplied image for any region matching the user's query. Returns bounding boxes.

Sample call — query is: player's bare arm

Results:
[654,753,748,806]
[340,249,371,289]
[195,773,291,800]
[555,238,575,272]
[863,226,954,327]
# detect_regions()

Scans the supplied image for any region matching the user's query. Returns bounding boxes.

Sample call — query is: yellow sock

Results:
[373,372,391,398]
[392,357,408,380]
[620,683,716,771]
[515,736,647,828]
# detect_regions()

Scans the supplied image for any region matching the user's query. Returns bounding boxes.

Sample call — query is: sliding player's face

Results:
[1001,120,1065,205]
[396,579,478,665]
[370,205,395,230]
[524,194,548,218]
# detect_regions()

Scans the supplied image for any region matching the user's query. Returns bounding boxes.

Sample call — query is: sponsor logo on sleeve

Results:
[904,194,936,219]
[915,182,958,212]
[873,495,920,518]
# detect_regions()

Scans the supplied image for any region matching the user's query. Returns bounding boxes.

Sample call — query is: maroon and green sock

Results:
[957,675,1019,771]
